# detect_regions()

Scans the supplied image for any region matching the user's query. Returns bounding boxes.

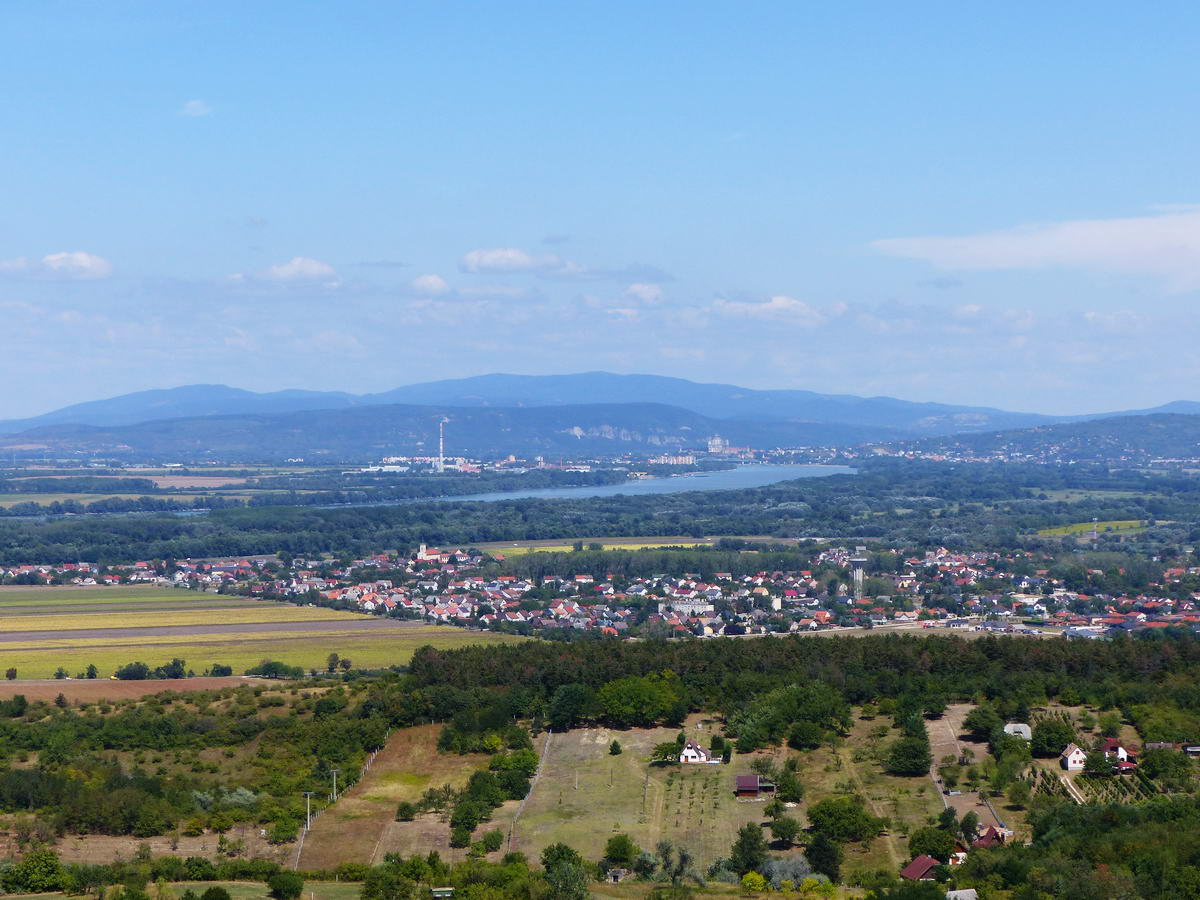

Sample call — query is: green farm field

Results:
[0,586,524,679]
[1037,519,1144,536]
[476,535,785,556]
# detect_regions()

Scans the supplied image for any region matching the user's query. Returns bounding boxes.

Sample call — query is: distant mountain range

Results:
[0,373,1196,463]
[907,413,1200,463]
[0,402,889,463]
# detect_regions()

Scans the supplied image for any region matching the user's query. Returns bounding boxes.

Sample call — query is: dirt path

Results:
[928,710,1003,831]
[836,745,900,869]
[1060,773,1086,804]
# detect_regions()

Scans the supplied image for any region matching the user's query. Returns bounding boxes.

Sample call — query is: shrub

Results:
[741,871,768,892]
[267,821,298,844]
[395,801,417,821]
[480,829,504,852]
[267,872,304,900]
[604,833,639,866]
[115,661,152,681]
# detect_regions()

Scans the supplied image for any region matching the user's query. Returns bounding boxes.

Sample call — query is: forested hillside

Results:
[0,402,889,462]
[909,412,1200,462]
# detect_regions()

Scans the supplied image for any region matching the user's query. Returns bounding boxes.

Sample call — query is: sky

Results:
[3,2,1199,417]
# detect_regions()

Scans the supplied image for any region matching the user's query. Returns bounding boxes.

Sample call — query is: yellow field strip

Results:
[0,625,427,651]
[0,606,354,632]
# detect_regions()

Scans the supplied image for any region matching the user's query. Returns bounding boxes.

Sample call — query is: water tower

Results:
[850,547,869,602]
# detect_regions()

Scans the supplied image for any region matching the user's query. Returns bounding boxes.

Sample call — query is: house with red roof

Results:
[899,855,940,881]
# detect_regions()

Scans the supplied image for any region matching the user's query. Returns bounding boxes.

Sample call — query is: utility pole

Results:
[330,769,340,802]
[303,791,313,830]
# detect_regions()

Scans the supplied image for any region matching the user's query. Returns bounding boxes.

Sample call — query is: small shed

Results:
[735,774,775,799]
[1003,723,1032,740]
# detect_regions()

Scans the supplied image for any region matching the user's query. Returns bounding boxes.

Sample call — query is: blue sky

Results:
[3,2,1199,416]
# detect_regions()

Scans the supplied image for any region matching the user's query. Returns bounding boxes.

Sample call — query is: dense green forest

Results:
[407,631,1200,733]
[2,459,1199,564]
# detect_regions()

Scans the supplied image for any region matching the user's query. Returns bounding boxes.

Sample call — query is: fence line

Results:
[293,728,391,869]
[507,729,551,851]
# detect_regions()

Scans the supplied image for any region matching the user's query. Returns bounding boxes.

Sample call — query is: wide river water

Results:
[434,463,855,504]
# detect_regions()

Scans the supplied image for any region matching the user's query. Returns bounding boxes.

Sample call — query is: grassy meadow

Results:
[488,719,769,869]
[300,725,492,869]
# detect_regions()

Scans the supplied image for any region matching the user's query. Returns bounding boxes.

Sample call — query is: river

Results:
[433,463,855,503]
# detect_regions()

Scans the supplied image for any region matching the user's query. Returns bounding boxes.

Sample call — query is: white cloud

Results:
[459,284,532,299]
[228,256,340,288]
[1002,308,1035,331]
[873,209,1200,291]
[712,295,841,326]
[460,247,669,283]
[262,257,336,281]
[1083,309,1144,332]
[410,274,449,295]
[41,251,113,280]
[460,247,563,274]
[179,99,212,117]
[624,282,663,304]
[0,251,113,280]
